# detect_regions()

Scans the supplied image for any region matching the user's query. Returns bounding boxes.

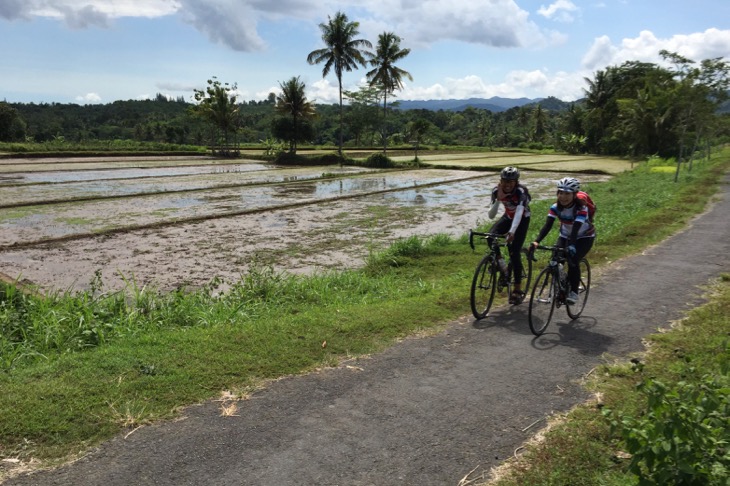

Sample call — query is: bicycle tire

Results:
[529,266,557,335]
[470,254,498,319]
[567,258,591,319]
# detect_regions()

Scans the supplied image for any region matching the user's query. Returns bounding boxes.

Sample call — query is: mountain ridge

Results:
[393,96,577,112]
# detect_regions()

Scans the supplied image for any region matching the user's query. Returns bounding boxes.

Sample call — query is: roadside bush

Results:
[604,360,730,485]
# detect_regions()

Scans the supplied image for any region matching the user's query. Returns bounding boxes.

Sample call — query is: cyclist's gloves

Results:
[567,244,577,257]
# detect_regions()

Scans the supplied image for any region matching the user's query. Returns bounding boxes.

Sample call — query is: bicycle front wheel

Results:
[567,258,591,319]
[471,254,498,319]
[529,267,557,336]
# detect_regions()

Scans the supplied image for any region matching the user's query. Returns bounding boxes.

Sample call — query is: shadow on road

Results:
[470,304,533,336]
[531,314,613,356]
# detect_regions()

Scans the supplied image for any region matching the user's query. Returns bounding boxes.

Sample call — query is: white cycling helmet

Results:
[557,177,580,193]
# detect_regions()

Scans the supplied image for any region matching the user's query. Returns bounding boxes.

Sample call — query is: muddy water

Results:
[0,167,609,293]
[0,165,374,206]
[0,169,484,245]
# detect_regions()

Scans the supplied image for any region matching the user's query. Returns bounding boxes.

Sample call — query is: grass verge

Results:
[1,149,729,479]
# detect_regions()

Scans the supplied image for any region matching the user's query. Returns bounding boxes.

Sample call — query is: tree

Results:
[0,103,27,142]
[273,76,316,153]
[366,32,412,154]
[307,11,372,158]
[660,50,730,180]
[344,85,381,146]
[405,118,435,164]
[192,77,240,156]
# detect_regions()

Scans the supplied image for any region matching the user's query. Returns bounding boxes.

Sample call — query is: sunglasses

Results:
[557,190,575,195]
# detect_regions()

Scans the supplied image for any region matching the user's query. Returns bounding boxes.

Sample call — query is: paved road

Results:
[5,175,729,486]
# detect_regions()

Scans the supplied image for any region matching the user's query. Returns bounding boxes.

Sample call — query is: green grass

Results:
[1,149,729,477]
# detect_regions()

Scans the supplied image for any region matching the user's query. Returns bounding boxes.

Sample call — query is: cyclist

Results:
[486,166,531,304]
[530,177,595,305]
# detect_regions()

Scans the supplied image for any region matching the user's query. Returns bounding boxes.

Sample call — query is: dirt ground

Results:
[2,174,729,485]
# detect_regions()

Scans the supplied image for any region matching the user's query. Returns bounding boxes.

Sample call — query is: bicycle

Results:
[527,245,591,336]
[468,230,533,319]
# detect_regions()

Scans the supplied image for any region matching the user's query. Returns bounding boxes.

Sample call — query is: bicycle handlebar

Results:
[468,230,507,250]
[528,244,568,262]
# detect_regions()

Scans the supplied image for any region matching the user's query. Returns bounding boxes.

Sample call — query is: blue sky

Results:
[2,0,729,105]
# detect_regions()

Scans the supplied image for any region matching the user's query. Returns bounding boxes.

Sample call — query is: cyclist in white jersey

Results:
[530,177,595,305]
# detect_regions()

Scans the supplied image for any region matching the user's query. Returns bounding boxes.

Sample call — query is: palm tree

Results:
[307,11,372,158]
[366,32,412,153]
[274,76,316,153]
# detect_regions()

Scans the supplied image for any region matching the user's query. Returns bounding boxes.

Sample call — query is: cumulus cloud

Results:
[4,0,561,54]
[75,92,102,104]
[358,0,549,49]
[1,0,178,22]
[582,28,730,72]
[58,4,110,29]
[176,1,266,52]
[537,0,580,23]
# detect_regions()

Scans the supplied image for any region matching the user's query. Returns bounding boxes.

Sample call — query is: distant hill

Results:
[394,96,576,112]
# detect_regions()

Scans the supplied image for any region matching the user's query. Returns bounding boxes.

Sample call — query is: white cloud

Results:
[75,92,102,104]
[3,0,178,21]
[359,0,548,49]
[537,0,580,23]
[582,28,730,72]
[306,79,341,105]
[581,35,618,70]
[3,0,562,54]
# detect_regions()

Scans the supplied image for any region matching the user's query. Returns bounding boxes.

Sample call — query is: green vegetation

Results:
[488,275,730,486]
[0,139,205,156]
[0,149,728,479]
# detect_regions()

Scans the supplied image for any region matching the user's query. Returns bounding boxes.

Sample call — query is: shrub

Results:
[604,361,730,485]
[362,152,395,168]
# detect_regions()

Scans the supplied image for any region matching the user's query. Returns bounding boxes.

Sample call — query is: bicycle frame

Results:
[527,244,591,335]
[468,230,532,319]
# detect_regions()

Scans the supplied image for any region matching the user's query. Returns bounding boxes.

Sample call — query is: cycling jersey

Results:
[547,202,596,240]
[490,185,531,220]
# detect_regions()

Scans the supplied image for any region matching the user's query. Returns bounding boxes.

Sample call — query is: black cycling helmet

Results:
[500,166,520,181]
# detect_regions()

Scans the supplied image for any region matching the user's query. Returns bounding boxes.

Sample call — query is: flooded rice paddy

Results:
[0,154,612,293]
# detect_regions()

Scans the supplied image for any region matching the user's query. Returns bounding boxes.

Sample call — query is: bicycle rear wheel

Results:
[567,258,591,319]
[529,267,557,336]
[470,254,498,319]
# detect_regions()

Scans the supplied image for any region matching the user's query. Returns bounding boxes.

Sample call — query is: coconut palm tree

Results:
[307,11,372,158]
[274,76,316,153]
[366,32,412,153]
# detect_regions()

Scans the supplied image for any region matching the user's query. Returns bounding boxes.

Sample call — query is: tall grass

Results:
[0,150,728,472]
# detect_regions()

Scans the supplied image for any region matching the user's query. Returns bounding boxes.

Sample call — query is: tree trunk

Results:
[338,78,343,165]
[382,92,388,155]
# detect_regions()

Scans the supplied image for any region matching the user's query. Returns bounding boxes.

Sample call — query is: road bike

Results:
[527,245,591,336]
[468,230,532,319]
